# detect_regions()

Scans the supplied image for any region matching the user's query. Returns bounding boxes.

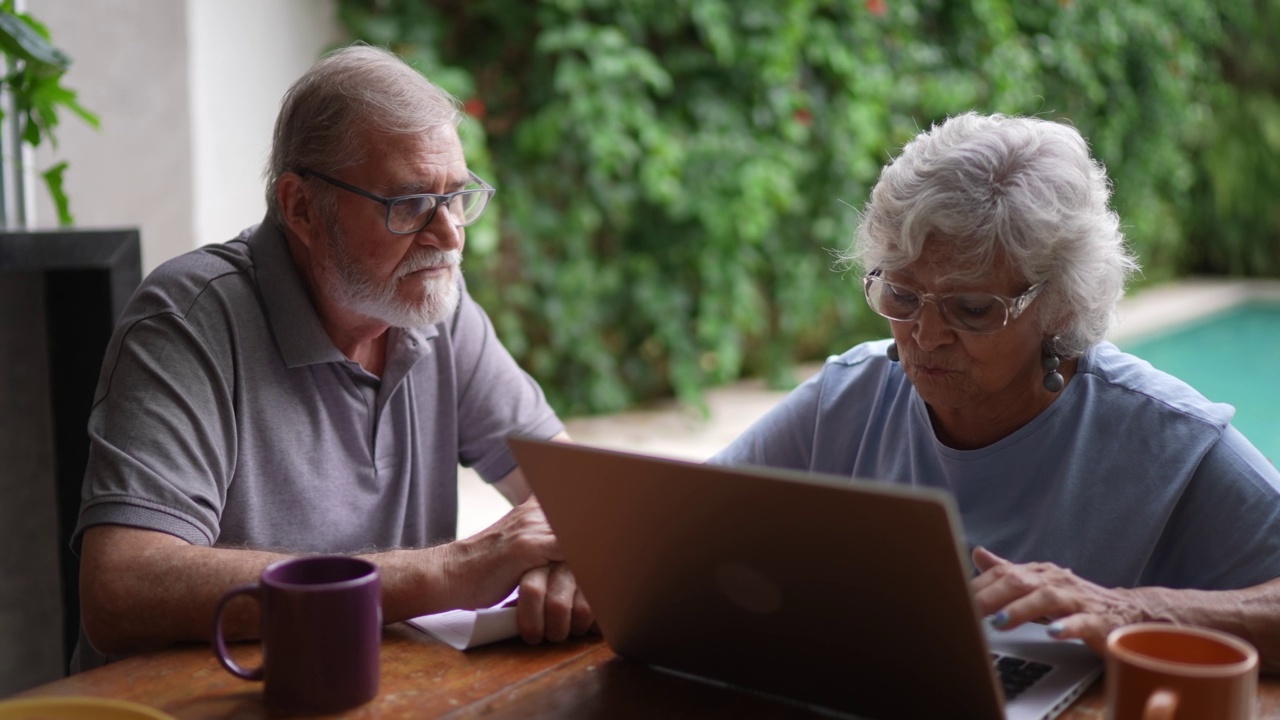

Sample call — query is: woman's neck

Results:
[927,358,1077,450]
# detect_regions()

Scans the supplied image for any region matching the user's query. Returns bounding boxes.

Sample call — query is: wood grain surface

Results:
[14,624,1280,718]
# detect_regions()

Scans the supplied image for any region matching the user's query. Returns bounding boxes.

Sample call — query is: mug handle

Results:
[1143,688,1178,720]
[213,583,265,680]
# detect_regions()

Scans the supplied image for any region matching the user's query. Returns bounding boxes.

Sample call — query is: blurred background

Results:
[341,0,1280,414]
[17,0,1280,415]
[2,0,1278,695]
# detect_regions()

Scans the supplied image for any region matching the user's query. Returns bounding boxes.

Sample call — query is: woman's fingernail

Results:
[990,611,1009,628]
[1047,621,1065,637]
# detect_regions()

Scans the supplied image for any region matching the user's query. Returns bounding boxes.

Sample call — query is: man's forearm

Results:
[80,526,287,655]
[80,526,460,656]
[80,496,562,657]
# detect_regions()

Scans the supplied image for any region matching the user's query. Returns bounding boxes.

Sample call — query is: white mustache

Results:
[397,249,462,279]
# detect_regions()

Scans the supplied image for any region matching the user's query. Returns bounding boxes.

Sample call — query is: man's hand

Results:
[440,497,565,612]
[515,562,595,644]
[971,546,1152,655]
[80,463,588,655]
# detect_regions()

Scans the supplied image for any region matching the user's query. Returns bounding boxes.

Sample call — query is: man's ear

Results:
[277,172,320,249]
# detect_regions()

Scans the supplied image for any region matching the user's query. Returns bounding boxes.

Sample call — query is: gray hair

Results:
[264,44,463,226]
[843,112,1138,358]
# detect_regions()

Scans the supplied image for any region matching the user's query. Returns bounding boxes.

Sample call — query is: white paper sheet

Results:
[405,590,520,650]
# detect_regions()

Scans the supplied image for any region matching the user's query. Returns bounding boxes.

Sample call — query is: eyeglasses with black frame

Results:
[298,168,495,234]
[862,270,1045,335]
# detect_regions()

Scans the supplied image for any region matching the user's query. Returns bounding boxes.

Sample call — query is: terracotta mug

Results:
[213,555,382,714]
[1105,622,1258,720]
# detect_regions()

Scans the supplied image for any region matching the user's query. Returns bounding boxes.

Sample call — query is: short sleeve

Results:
[74,310,237,549]
[709,368,825,472]
[1142,425,1280,589]
[449,286,564,483]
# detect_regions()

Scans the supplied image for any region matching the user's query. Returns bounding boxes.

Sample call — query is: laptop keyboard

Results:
[991,653,1053,699]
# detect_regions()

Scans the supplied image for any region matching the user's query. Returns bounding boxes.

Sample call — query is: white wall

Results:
[188,0,345,248]
[28,0,343,273]
[27,0,195,274]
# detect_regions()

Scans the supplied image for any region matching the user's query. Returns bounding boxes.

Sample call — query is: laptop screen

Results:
[510,436,1010,718]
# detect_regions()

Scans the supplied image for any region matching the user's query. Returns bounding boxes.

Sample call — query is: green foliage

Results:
[338,0,1280,414]
[1183,0,1280,276]
[0,0,99,225]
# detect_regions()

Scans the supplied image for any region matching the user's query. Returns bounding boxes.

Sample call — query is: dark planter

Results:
[0,228,141,681]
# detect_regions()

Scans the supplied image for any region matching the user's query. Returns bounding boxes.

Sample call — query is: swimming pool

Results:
[1118,301,1280,463]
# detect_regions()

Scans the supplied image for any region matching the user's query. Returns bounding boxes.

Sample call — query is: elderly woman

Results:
[712,112,1280,670]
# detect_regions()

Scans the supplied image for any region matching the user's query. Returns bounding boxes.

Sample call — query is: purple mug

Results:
[213,555,382,714]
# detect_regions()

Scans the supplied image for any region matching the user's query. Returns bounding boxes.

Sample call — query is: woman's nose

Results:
[911,300,955,351]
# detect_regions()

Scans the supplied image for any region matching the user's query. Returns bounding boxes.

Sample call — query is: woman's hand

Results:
[970,546,1160,655]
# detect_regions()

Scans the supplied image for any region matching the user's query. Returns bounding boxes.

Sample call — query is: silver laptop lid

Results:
[510,436,1012,719]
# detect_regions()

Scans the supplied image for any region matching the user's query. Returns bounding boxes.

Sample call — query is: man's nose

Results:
[416,205,464,252]
[911,300,955,351]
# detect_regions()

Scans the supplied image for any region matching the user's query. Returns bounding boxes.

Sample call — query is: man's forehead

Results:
[371,126,463,160]
[359,126,469,189]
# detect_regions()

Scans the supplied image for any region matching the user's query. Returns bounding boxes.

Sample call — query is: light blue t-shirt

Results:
[711,340,1280,591]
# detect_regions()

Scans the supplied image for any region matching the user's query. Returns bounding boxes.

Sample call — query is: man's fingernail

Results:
[990,611,1009,628]
[1047,621,1065,637]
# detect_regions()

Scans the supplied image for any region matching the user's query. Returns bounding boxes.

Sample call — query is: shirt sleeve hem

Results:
[473,416,566,484]
[72,498,216,552]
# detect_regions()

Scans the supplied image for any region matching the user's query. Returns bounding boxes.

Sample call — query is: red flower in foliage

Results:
[463,97,487,120]
[794,108,813,127]
[866,0,887,16]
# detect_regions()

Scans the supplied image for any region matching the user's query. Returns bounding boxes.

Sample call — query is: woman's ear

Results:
[1036,290,1073,340]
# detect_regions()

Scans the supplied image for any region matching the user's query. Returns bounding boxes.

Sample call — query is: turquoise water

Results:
[1119,302,1280,463]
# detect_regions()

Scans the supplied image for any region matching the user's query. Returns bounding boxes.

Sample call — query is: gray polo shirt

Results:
[74,221,563,554]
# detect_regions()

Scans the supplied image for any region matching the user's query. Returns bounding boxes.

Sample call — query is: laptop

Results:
[508,437,1102,720]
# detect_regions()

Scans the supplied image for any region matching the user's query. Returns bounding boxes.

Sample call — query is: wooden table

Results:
[14,624,1280,718]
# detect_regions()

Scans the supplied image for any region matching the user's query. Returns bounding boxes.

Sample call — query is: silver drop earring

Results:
[1042,336,1064,393]
[886,342,900,362]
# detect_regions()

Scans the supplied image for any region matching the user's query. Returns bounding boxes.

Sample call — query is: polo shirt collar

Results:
[248,220,439,370]
[249,221,344,368]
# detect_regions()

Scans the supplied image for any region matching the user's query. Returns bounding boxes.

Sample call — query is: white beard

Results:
[323,218,462,328]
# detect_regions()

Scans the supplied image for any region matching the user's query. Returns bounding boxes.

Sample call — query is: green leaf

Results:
[62,92,99,129]
[0,11,67,69]
[0,5,99,221]
[41,161,72,226]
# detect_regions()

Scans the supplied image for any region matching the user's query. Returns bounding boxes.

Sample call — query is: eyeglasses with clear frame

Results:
[298,168,495,233]
[862,270,1045,335]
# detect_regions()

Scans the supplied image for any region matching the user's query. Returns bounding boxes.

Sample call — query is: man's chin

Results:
[389,284,459,328]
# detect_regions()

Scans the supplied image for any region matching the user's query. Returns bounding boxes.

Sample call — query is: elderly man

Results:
[72,45,590,671]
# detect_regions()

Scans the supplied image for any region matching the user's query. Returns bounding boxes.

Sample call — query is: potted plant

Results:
[0,0,97,225]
